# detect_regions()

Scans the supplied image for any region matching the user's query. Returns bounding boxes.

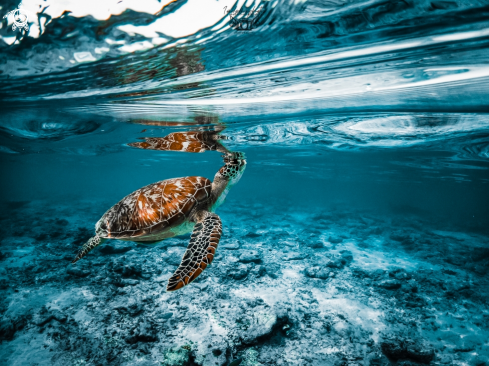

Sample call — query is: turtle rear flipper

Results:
[167,211,222,292]
[72,235,106,264]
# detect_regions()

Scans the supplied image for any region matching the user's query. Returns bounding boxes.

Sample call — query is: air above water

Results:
[0,0,488,365]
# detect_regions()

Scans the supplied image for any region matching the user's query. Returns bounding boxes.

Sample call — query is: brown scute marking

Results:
[172,281,185,291]
[189,268,202,282]
[138,142,152,149]
[150,220,168,233]
[130,119,202,127]
[128,132,216,153]
[182,198,195,214]
[135,192,160,227]
[167,212,222,292]
[193,186,210,201]
[100,176,212,238]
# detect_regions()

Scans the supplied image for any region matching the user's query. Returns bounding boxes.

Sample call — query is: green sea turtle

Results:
[128,130,229,154]
[72,152,246,291]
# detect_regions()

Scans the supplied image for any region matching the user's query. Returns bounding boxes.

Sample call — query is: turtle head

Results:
[214,152,246,185]
[211,152,246,210]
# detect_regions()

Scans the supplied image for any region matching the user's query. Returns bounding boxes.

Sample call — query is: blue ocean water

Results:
[1,0,489,365]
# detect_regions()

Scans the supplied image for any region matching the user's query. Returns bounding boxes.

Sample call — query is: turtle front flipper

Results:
[167,211,222,292]
[72,235,106,264]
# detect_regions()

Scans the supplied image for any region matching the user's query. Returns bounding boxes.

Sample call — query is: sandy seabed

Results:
[0,198,488,366]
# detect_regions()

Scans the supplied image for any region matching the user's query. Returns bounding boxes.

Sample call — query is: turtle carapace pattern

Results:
[128,131,229,154]
[72,152,246,292]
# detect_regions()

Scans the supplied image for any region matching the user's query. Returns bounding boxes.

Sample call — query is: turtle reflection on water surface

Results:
[128,130,229,154]
[72,152,246,292]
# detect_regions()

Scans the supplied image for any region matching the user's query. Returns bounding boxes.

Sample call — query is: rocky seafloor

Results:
[0,198,488,366]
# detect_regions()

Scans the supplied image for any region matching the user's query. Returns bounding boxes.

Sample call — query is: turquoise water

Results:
[1,0,489,365]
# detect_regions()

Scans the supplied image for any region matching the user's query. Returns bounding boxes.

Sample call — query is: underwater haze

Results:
[1,0,489,365]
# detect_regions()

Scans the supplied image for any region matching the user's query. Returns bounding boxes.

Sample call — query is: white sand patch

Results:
[339,239,421,271]
[207,310,229,336]
[282,268,301,279]
[180,312,217,342]
[312,290,386,341]
[73,309,93,326]
[46,287,89,310]
[232,282,295,306]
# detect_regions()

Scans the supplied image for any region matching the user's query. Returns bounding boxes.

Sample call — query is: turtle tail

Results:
[72,235,106,264]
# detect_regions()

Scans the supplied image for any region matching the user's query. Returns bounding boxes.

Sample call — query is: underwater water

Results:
[1,0,489,365]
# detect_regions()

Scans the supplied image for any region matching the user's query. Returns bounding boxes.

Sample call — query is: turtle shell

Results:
[96,176,212,239]
[129,132,214,153]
